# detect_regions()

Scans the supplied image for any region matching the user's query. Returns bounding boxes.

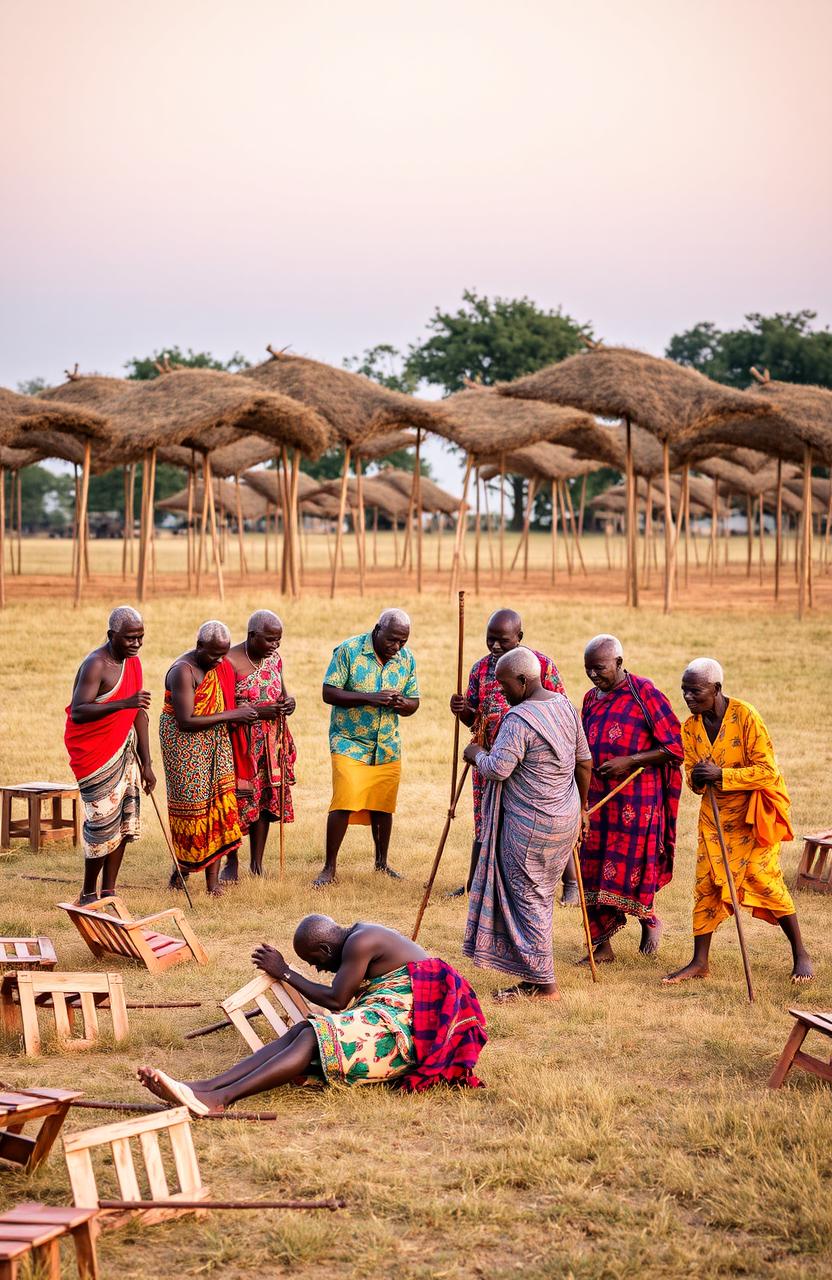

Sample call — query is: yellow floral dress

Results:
[308,966,415,1085]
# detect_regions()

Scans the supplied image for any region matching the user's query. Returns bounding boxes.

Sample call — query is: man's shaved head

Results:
[488,608,522,633]
[293,914,347,970]
[485,608,523,656]
[108,605,143,633]
[248,609,282,635]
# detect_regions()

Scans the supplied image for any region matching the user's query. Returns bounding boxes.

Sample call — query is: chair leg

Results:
[33,1239,61,1280]
[71,1222,100,1280]
[0,1259,19,1280]
[72,797,81,846]
[0,792,11,849]
[28,796,41,852]
[768,1021,809,1088]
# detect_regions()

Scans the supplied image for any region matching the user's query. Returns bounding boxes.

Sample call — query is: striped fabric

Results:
[78,730,140,860]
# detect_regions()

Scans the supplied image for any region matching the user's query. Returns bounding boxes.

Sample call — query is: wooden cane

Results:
[133,745,193,909]
[708,784,755,1003]
[574,767,645,980]
[278,713,287,879]
[450,591,465,804]
[412,763,471,941]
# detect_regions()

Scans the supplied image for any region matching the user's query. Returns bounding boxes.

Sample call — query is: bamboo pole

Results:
[15,470,22,575]
[449,456,473,599]
[708,786,755,1002]
[510,477,537,574]
[642,477,653,583]
[204,455,224,601]
[474,467,481,595]
[186,464,195,592]
[482,479,495,576]
[74,440,91,607]
[235,473,248,579]
[195,462,210,594]
[290,448,301,594]
[625,417,638,606]
[774,458,783,600]
[330,447,351,599]
[559,479,574,576]
[745,494,753,578]
[799,445,812,619]
[662,440,674,614]
[550,479,558,585]
[563,477,586,575]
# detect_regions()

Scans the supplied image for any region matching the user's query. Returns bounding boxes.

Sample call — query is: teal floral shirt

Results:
[324,632,420,765]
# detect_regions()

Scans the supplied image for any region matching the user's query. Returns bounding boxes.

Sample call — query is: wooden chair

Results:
[0,972,129,1056]
[0,1204,99,1279]
[0,1086,82,1173]
[0,782,80,852]
[63,1106,209,1231]
[219,972,315,1051]
[0,937,58,972]
[58,896,208,974]
[768,1009,832,1088]
[796,830,832,894]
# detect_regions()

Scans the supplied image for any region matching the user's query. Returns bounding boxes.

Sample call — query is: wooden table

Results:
[0,783,80,852]
[0,1086,82,1173]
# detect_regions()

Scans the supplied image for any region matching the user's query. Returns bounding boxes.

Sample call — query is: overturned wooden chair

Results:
[0,1086,82,1173]
[0,1203,99,1279]
[59,896,208,974]
[768,1009,832,1088]
[63,1106,209,1231]
[187,972,316,1051]
[0,972,129,1056]
[796,830,832,894]
[0,937,58,973]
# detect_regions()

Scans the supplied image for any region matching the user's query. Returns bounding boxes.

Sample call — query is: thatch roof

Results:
[40,369,330,463]
[497,346,782,444]
[375,466,460,515]
[305,476,412,520]
[5,427,91,467]
[159,436,282,479]
[431,388,597,456]
[480,443,603,484]
[0,386,109,448]
[242,349,446,447]
[354,430,418,460]
[241,468,321,506]
[157,478,269,522]
[0,445,42,470]
[590,475,727,518]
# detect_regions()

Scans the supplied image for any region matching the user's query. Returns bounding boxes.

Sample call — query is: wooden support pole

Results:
[415,427,423,593]
[74,440,92,607]
[642,476,652,583]
[625,417,638,606]
[709,477,718,588]
[799,446,812,620]
[474,467,481,595]
[745,493,753,578]
[121,466,129,581]
[449,456,473,599]
[0,467,5,608]
[559,479,574,576]
[774,458,783,600]
[195,461,209,594]
[563,477,586,575]
[757,492,765,586]
[235,473,248,579]
[662,440,673,614]
[682,465,690,588]
[499,452,506,585]
[15,469,22,575]
[550,478,558,585]
[578,473,587,538]
[482,479,495,576]
[205,454,224,601]
[354,455,366,597]
[185,464,195,592]
[290,449,301,595]
[330,447,351,599]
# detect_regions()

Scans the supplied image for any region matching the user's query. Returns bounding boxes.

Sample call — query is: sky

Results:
[2,0,831,490]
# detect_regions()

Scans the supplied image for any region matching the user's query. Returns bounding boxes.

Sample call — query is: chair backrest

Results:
[0,938,57,971]
[220,972,314,1052]
[58,902,144,963]
[12,971,129,1055]
[63,1106,208,1229]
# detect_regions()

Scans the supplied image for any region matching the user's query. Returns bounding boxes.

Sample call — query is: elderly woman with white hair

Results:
[160,620,257,896]
[317,609,420,887]
[664,658,814,985]
[461,646,592,1002]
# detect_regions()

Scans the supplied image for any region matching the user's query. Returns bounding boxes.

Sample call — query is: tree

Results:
[343,343,417,393]
[16,377,52,396]
[4,465,73,531]
[124,346,250,381]
[666,312,832,389]
[407,290,593,526]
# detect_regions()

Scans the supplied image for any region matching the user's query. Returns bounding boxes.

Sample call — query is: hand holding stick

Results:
[708,785,755,1003]
[278,714,287,879]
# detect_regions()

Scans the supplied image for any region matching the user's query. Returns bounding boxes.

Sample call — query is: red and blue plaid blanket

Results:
[399,958,487,1092]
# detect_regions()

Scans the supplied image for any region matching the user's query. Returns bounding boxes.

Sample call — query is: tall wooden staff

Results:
[278,713,287,879]
[707,785,754,1002]
[450,590,465,804]
[132,745,193,909]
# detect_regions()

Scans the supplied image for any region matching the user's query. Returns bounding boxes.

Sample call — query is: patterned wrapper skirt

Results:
[78,730,140,860]
[329,754,401,826]
[159,711,242,871]
[308,965,415,1084]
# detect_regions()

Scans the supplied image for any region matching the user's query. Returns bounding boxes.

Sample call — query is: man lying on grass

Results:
[137,915,487,1113]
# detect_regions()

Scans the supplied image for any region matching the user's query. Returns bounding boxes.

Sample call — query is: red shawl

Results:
[399,958,487,1092]
[64,655,142,782]
[216,657,255,789]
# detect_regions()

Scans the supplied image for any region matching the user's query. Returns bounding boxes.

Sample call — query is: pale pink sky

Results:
[1,0,830,486]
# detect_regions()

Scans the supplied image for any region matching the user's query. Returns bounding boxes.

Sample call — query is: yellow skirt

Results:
[329,754,401,825]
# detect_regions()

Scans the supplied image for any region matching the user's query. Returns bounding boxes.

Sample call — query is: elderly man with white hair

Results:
[663,658,814,985]
[317,608,420,886]
[65,605,156,903]
[159,620,257,896]
[461,646,592,1002]
[579,634,683,964]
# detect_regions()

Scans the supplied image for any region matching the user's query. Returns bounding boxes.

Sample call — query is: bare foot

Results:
[443,885,466,900]
[136,1066,174,1103]
[639,918,663,956]
[576,940,615,966]
[559,881,580,908]
[207,885,227,898]
[662,961,710,984]
[136,1066,217,1115]
[313,868,338,889]
[375,864,403,880]
[494,983,561,1004]
[791,954,815,984]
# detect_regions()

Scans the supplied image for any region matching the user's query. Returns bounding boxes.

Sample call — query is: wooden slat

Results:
[227,1007,265,1051]
[167,1119,202,1195]
[65,1147,100,1209]
[139,1129,170,1200]
[111,1137,142,1201]
[16,975,41,1055]
[51,991,73,1042]
[255,995,289,1037]
[64,1107,192,1152]
[79,992,99,1041]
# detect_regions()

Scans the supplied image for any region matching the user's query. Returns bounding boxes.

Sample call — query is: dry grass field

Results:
[1,532,831,1279]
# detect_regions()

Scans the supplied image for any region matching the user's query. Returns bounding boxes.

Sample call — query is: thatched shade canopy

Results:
[158,479,268,523]
[305,476,412,521]
[480,443,603,484]
[431,388,597,457]
[242,350,446,447]
[158,436,282,479]
[590,475,727,518]
[497,346,780,444]
[6,427,92,468]
[375,466,459,516]
[41,369,330,463]
[0,386,109,447]
[241,468,321,506]
[353,430,418,461]
[694,458,818,515]
[0,445,42,469]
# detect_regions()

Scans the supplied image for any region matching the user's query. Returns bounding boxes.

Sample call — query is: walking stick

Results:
[571,767,644,982]
[450,590,465,804]
[708,785,755,1003]
[278,713,287,879]
[412,762,471,941]
[133,745,194,909]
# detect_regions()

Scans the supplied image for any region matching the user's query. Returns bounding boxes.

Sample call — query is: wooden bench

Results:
[0,782,80,852]
[58,896,208,974]
[0,1087,82,1172]
[0,972,129,1056]
[768,1009,832,1088]
[796,830,832,894]
[0,937,58,972]
[218,972,315,1051]
[63,1106,209,1231]
[0,1204,99,1279]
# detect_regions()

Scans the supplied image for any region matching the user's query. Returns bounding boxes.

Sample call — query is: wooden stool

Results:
[0,938,58,972]
[63,1106,209,1231]
[0,1204,99,1279]
[0,783,80,852]
[59,896,208,973]
[0,1087,82,1172]
[0,972,129,1056]
[796,830,832,894]
[768,1009,832,1088]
